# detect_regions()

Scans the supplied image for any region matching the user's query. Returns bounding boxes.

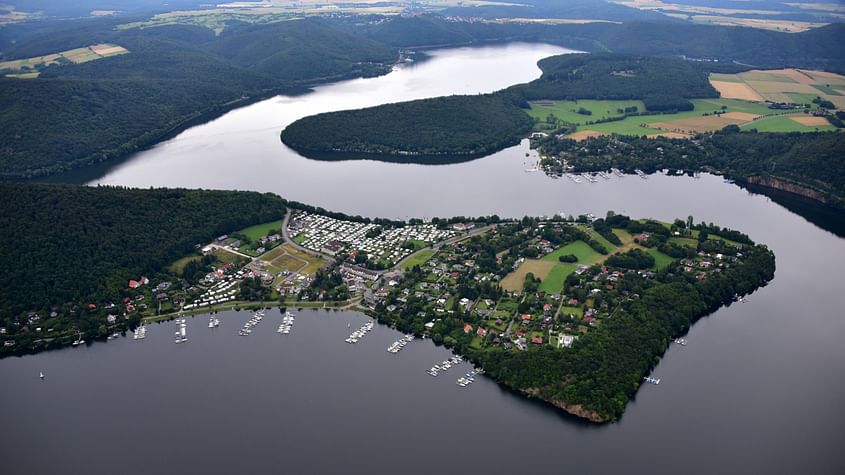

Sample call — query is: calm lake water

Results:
[4,43,844,474]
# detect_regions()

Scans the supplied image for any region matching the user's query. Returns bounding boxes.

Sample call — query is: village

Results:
[0,208,748,357]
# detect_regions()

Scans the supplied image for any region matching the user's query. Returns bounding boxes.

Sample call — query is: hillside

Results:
[506,53,719,109]
[281,94,534,157]
[0,183,285,348]
[0,19,399,178]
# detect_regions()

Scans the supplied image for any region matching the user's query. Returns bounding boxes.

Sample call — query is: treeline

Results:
[0,18,398,178]
[351,15,845,73]
[281,94,534,157]
[536,130,845,209]
[0,183,285,326]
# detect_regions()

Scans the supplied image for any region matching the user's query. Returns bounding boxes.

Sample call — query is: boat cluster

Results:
[426,355,462,377]
[132,325,147,341]
[345,320,374,344]
[643,376,661,385]
[277,311,295,335]
[456,370,478,387]
[208,316,220,329]
[635,169,648,179]
[674,338,688,346]
[238,311,264,336]
[387,334,415,353]
[174,318,188,344]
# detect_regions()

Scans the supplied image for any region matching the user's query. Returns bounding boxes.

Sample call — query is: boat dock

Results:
[277,311,295,335]
[174,318,187,344]
[387,334,414,353]
[643,376,661,385]
[238,310,264,336]
[345,320,374,344]
[426,355,462,377]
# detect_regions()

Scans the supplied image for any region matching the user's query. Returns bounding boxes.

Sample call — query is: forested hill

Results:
[0,184,285,341]
[353,16,845,72]
[0,18,398,179]
[281,94,535,157]
[504,53,718,110]
[280,53,721,159]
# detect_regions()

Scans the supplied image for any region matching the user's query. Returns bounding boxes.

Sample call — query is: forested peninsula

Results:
[281,94,534,157]
[281,53,718,158]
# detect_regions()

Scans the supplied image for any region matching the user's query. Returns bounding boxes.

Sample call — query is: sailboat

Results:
[39,372,44,380]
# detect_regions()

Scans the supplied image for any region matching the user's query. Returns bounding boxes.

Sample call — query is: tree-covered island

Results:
[0,183,775,423]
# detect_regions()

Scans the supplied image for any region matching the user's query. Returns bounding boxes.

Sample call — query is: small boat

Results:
[39,372,44,380]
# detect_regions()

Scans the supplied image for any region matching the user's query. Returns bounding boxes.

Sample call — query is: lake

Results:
[3,43,843,474]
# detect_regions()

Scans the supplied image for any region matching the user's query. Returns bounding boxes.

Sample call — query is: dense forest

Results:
[353,15,845,72]
[534,130,845,210]
[281,94,534,157]
[505,53,719,108]
[0,184,285,348]
[0,18,398,178]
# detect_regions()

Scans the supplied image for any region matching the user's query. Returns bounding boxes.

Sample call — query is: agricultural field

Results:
[260,243,326,276]
[741,115,836,132]
[709,68,845,109]
[530,94,838,138]
[0,44,129,77]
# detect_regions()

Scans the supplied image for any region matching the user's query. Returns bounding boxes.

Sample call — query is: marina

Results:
[238,311,264,336]
[345,320,374,344]
[426,355,462,377]
[174,318,187,344]
[208,316,220,329]
[277,311,295,335]
[387,334,414,354]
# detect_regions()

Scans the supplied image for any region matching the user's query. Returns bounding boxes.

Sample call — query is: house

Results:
[464,323,474,334]
[106,314,117,323]
[424,321,436,330]
[531,336,543,345]
[477,327,488,337]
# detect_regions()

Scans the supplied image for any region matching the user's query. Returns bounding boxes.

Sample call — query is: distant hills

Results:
[0,13,843,178]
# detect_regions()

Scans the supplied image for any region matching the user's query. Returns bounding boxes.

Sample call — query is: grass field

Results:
[709,68,845,112]
[530,98,791,137]
[741,115,836,132]
[646,248,675,271]
[538,263,577,294]
[168,255,203,274]
[401,249,436,270]
[501,259,557,292]
[237,220,282,242]
[543,240,603,264]
[0,44,128,73]
[260,243,325,276]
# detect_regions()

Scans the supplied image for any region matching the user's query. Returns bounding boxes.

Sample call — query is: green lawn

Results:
[668,237,698,248]
[646,248,675,271]
[531,97,784,137]
[544,240,603,264]
[785,93,819,106]
[237,220,282,242]
[401,249,435,269]
[561,306,583,318]
[528,99,646,125]
[742,115,836,132]
[539,263,577,294]
[586,228,619,252]
[168,254,202,273]
[612,228,634,245]
[292,233,307,245]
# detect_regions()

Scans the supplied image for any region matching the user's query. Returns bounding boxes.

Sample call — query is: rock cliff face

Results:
[745,175,828,204]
